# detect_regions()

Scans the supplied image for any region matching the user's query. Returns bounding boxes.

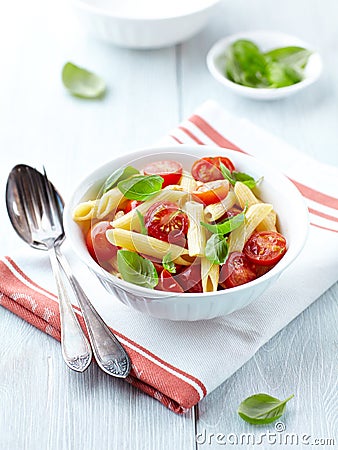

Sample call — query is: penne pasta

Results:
[73,187,125,222]
[184,201,206,257]
[201,257,219,292]
[228,203,273,252]
[106,228,193,265]
[111,188,188,231]
[204,190,237,222]
[234,182,277,231]
[179,170,197,193]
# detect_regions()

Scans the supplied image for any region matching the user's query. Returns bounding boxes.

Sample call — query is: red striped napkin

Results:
[1,100,337,414]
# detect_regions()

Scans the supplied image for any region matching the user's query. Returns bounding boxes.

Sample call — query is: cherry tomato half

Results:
[176,263,203,293]
[191,156,236,183]
[244,231,287,266]
[123,199,143,214]
[156,270,184,293]
[144,201,189,243]
[217,205,243,223]
[86,221,118,262]
[219,252,257,288]
[192,180,230,205]
[144,160,183,188]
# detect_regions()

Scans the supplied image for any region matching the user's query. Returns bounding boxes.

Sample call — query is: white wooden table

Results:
[0,0,337,449]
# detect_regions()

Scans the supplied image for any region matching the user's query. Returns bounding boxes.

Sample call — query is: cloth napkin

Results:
[1,100,338,414]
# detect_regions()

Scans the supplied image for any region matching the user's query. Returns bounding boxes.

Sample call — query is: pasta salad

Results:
[72,157,287,293]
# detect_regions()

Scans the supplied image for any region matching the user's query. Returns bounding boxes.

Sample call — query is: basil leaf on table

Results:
[205,234,229,265]
[102,166,140,193]
[136,210,148,235]
[201,210,245,235]
[117,250,158,289]
[117,175,164,201]
[62,62,106,99]
[238,393,294,425]
[162,253,176,274]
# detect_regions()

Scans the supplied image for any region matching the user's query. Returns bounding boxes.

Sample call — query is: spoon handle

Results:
[55,249,131,378]
[47,247,92,372]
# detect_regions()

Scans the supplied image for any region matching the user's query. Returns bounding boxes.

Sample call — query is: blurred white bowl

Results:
[207,30,323,100]
[73,0,220,49]
[64,145,309,321]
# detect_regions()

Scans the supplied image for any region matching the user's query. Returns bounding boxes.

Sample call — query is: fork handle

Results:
[55,250,131,378]
[47,247,92,372]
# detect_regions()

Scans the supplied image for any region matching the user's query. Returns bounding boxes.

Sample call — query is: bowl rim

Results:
[72,0,220,21]
[64,144,309,300]
[206,29,323,95]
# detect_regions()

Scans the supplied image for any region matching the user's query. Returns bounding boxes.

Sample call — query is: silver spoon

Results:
[6,165,131,378]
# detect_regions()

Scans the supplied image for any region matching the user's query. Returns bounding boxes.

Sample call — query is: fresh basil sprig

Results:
[117,175,164,201]
[62,62,106,99]
[205,233,229,265]
[162,253,176,274]
[136,210,147,235]
[117,250,158,289]
[225,39,312,89]
[102,166,140,193]
[238,393,294,425]
[201,210,245,235]
[220,162,260,190]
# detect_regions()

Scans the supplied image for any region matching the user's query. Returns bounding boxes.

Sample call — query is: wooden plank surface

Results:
[0,0,337,449]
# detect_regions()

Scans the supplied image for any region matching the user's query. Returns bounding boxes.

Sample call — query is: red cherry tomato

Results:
[217,205,243,223]
[244,231,287,266]
[144,201,189,243]
[86,221,118,263]
[123,200,143,214]
[191,156,236,183]
[192,180,230,205]
[155,270,184,293]
[144,160,183,188]
[219,252,257,288]
[177,263,203,293]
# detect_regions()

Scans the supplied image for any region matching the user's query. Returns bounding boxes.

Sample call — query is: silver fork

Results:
[39,170,131,378]
[15,166,92,372]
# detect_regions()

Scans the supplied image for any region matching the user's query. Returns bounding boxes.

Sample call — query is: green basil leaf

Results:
[102,166,140,193]
[220,163,260,190]
[233,171,262,189]
[220,162,236,186]
[265,46,312,69]
[162,252,176,274]
[238,393,294,425]
[225,40,269,88]
[267,62,303,88]
[201,210,245,235]
[205,234,229,265]
[117,175,164,201]
[62,62,106,99]
[136,210,148,235]
[117,250,158,289]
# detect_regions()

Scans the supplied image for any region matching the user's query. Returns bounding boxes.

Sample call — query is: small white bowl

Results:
[73,0,220,49]
[64,145,309,321]
[207,30,323,100]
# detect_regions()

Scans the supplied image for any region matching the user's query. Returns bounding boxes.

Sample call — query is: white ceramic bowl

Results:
[207,30,323,100]
[73,0,220,49]
[64,145,309,321]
